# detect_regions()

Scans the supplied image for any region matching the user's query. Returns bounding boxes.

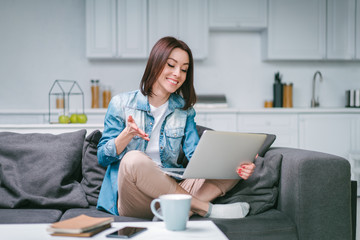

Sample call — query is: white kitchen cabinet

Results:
[148,0,208,60]
[0,124,104,136]
[356,0,360,59]
[264,0,360,61]
[86,0,116,58]
[86,0,148,58]
[116,0,148,58]
[195,112,237,131]
[351,116,360,152]
[237,114,298,148]
[298,114,357,159]
[0,114,46,124]
[263,0,326,60]
[327,0,356,59]
[209,0,267,30]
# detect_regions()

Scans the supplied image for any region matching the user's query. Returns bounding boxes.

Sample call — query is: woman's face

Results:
[153,48,189,97]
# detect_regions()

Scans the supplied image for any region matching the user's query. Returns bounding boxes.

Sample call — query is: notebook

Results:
[162,130,266,179]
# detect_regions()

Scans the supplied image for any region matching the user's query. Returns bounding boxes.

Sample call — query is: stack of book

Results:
[47,214,114,237]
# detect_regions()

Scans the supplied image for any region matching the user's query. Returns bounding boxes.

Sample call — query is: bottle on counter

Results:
[91,79,100,108]
[273,72,283,108]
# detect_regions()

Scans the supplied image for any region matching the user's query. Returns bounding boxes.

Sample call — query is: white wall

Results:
[0,0,359,110]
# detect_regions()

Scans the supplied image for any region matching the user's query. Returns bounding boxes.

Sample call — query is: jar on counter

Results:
[91,79,100,108]
[102,86,112,108]
[56,95,64,109]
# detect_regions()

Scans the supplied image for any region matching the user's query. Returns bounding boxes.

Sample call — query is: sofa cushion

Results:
[81,130,106,206]
[210,209,297,240]
[0,209,63,223]
[0,130,89,209]
[257,134,276,157]
[213,150,282,215]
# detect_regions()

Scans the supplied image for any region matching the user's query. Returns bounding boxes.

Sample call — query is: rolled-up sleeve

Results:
[97,97,127,167]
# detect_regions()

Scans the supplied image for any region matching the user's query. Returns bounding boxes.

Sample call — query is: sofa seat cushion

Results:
[0,130,89,209]
[192,209,297,240]
[61,206,148,223]
[0,209,63,223]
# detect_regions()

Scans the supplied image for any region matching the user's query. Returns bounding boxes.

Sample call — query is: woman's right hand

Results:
[125,115,150,141]
[114,115,149,155]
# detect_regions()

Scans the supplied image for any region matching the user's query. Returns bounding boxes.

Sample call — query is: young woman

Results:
[96,36,256,219]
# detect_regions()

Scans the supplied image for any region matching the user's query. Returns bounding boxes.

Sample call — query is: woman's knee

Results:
[120,150,155,175]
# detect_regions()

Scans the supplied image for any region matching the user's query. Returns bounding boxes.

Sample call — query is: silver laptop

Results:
[162,130,267,179]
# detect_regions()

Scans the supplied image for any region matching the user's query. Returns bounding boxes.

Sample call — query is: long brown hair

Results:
[140,36,196,110]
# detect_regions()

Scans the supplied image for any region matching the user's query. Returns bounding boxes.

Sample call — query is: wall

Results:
[0,0,359,110]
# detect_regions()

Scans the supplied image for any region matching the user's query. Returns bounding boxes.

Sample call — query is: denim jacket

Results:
[96,90,199,215]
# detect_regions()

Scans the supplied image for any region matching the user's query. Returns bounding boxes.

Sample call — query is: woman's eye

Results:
[181,69,188,73]
[167,63,174,68]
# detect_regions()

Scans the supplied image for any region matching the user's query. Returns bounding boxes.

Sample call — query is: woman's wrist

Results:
[114,127,134,154]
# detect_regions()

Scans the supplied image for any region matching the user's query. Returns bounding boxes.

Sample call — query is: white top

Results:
[145,101,169,166]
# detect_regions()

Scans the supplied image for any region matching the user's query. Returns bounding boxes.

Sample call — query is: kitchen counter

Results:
[1,107,360,114]
[234,107,360,114]
[0,107,359,126]
[0,123,104,135]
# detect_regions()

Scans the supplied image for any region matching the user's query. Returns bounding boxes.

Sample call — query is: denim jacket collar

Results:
[135,90,184,113]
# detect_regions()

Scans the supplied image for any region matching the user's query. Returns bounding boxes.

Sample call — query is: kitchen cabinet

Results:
[263,0,326,60]
[86,0,147,58]
[86,0,116,58]
[327,0,356,60]
[264,0,360,60]
[356,0,360,59]
[195,112,237,131]
[237,114,298,148]
[86,0,208,60]
[209,0,267,31]
[298,114,359,159]
[148,0,208,59]
[0,124,104,136]
[116,0,148,58]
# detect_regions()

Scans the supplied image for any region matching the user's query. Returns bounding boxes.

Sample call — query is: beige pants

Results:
[117,150,239,219]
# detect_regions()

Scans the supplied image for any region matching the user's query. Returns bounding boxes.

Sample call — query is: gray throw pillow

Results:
[81,130,106,206]
[213,150,282,215]
[0,130,89,209]
[257,134,276,157]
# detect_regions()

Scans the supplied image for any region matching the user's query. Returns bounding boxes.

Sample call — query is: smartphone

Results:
[106,227,147,238]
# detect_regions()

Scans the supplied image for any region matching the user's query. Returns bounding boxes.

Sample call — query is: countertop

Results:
[0,107,360,114]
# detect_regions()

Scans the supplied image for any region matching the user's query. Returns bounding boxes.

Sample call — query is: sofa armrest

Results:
[269,147,352,240]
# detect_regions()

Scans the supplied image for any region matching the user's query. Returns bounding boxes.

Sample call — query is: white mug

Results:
[150,194,192,231]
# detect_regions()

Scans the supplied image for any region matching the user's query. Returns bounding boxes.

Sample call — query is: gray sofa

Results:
[0,127,356,240]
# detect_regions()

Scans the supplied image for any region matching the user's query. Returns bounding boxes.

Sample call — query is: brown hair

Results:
[140,36,196,110]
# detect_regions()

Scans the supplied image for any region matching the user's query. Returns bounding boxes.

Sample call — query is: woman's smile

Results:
[167,77,179,85]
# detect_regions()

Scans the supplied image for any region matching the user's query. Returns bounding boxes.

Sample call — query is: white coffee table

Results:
[0,220,228,240]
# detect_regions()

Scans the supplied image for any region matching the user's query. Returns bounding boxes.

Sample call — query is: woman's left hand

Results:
[237,162,256,180]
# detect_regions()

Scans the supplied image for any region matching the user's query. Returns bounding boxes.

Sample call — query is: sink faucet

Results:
[311,71,323,108]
